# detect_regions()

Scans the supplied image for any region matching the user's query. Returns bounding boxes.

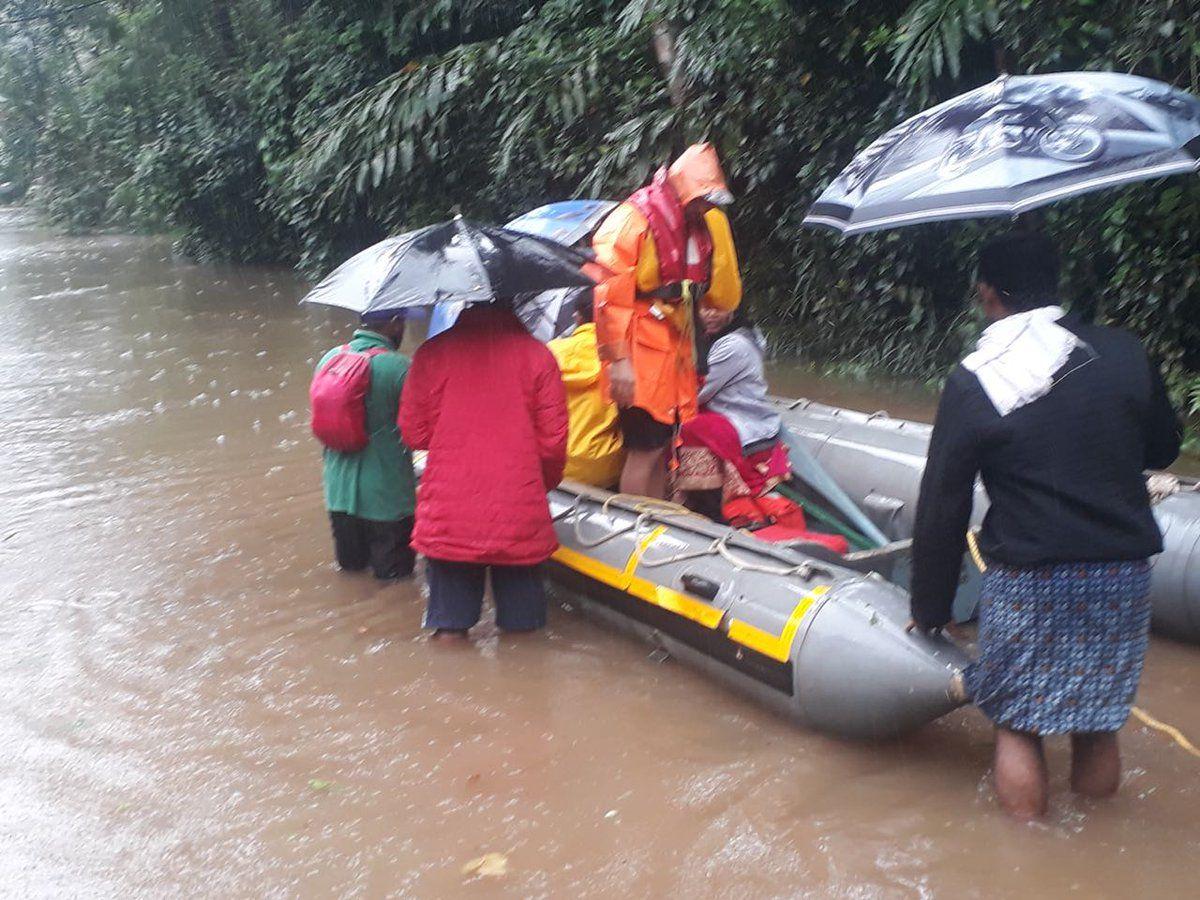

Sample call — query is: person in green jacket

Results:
[316,314,417,580]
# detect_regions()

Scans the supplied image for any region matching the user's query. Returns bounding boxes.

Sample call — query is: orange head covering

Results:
[667,142,733,207]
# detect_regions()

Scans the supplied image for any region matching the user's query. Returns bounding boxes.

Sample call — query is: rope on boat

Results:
[572,512,639,549]
[966,528,987,574]
[600,493,701,518]
[639,533,830,581]
[713,534,830,580]
[639,538,723,568]
[965,528,1200,760]
[569,494,697,549]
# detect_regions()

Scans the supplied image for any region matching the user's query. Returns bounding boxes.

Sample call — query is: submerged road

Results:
[1,208,1198,897]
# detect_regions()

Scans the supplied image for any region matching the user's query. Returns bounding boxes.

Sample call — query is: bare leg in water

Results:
[994,727,1049,820]
[1070,732,1121,797]
[620,447,668,499]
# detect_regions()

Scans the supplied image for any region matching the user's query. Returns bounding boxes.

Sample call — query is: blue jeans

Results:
[424,559,547,632]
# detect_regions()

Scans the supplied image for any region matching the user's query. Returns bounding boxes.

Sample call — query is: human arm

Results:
[397,348,435,451]
[697,333,748,406]
[1143,354,1182,471]
[591,204,644,365]
[909,371,985,630]
[533,351,569,489]
[701,207,742,312]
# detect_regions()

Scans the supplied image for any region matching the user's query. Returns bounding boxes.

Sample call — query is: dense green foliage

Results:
[1,0,1197,426]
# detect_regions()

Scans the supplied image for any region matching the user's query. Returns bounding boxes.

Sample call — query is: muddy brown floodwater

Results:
[2,207,1198,899]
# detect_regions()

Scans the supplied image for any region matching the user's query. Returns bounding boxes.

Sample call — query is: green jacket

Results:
[318,330,416,521]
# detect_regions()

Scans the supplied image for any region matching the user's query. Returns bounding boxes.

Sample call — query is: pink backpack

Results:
[310,346,386,453]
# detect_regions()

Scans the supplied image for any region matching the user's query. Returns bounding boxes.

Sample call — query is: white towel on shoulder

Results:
[962,306,1079,416]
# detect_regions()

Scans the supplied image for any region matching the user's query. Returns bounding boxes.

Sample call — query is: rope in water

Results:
[965,528,1200,759]
[1130,707,1200,758]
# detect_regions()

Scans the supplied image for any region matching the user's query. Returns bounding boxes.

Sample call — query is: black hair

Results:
[976,230,1060,312]
[574,292,594,324]
[707,303,756,351]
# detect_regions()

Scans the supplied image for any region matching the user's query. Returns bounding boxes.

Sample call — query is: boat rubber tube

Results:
[772,396,1200,645]
[545,482,970,739]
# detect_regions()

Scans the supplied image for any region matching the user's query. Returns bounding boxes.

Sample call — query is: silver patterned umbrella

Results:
[804,72,1200,235]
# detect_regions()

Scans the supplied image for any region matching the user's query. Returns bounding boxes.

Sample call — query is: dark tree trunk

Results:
[212,0,238,60]
[277,0,308,24]
[652,20,688,109]
[651,19,688,153]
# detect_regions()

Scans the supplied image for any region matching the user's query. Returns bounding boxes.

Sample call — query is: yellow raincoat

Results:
[547,323,625,487]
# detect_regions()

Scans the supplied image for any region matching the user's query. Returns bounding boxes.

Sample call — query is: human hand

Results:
[609,358,636,407]
[905,619,966,640]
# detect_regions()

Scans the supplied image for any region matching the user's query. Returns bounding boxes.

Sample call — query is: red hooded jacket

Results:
[399,305,568,565]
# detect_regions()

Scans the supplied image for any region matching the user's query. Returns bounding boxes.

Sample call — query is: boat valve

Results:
[681,573,721,602]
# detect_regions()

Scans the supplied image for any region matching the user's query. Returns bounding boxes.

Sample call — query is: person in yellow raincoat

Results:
[547,301,624,488]
[592,142,742,498]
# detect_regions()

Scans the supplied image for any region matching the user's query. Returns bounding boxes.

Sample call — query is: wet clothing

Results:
[677,412,789,498]
[399,305,568,566]
[547,323,624,487]
[592,196,741,427]
[966,559,1152,734]
[318,329,416,523]
[424,559,547,632]
[617,405,674,451]
[912,316,1181,629]
[329,513,415,580]
[698,325,781,449]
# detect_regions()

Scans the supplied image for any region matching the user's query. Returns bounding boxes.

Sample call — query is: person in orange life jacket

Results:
[591,142,742,499]
[314,313,416,580]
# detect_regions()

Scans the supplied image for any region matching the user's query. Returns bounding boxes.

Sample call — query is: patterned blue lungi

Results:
[965,560,1152,735]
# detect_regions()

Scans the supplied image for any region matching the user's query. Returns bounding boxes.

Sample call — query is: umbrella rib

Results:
[452,217,495,302]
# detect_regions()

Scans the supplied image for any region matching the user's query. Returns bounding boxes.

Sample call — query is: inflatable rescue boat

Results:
[544,482,970,739]
[771,397,1200,644]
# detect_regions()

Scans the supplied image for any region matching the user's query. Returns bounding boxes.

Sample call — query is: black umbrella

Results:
[805,72,1200,235]
[301,218,601,319]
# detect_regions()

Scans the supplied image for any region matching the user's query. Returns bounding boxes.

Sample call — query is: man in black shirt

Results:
[910,230,1181,819]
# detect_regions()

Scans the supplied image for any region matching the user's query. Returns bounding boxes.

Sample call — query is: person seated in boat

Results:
[547,300,625,489]
[399,299,568,640]
[673,306,847,553]
[909,230,1181,821]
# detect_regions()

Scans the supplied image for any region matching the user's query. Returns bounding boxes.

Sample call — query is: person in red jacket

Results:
[399,301,569,639]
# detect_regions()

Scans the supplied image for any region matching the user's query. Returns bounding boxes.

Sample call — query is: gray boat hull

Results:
[545,483,970,739]
[772,397,1200,644]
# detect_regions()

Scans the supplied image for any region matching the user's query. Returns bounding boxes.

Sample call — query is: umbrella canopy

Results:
[427,201,616,340]
[505,200,617,245]
[301,218,598,319]
[804,72,1200,235]
[513,286,591,343]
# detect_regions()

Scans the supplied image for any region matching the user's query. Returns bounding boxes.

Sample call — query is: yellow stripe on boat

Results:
[727,585,830,663]
[551,526,723,629]
[551,545,628,590]
[552,529,833,643]
[626,526,668,577]
[629,576,726,628]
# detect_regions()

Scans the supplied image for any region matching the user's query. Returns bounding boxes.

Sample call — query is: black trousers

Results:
[424,559,547,632]
[329,513,415,579]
